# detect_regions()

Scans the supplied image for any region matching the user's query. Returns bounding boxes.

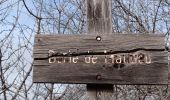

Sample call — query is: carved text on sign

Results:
[48,50,151,64]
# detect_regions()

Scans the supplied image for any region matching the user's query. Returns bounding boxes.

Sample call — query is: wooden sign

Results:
[33,34,168,84]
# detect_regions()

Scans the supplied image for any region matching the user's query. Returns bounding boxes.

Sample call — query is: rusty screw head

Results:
[96,74,102,80]
[37,38,41,42]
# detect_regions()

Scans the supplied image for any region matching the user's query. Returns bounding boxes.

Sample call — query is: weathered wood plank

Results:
[33,34,165,59]
[33,34,168,84]
[33,51,168,84]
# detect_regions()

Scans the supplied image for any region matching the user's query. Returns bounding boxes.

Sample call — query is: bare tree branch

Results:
[11,64,32,100]
[115,0,148,33]
[0,49,7,100]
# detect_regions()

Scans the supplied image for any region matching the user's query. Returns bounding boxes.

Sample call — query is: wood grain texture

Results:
[33,34,165,59]
[33,34,168,84]
[87,0,112,34]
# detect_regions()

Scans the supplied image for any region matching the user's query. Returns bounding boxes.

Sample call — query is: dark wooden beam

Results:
[33,34,168,84]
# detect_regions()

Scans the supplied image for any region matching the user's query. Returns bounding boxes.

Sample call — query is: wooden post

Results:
[87,0,112,34]
[86,0,114,99]
[32,0,169,99]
